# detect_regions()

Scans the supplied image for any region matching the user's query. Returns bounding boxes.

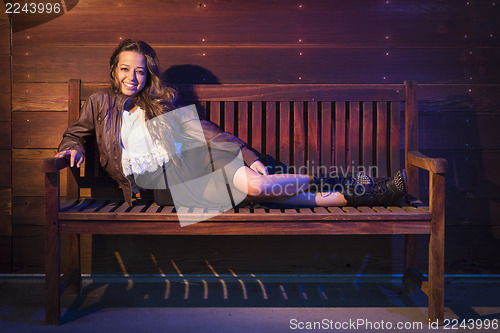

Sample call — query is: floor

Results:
[0,274,499,332]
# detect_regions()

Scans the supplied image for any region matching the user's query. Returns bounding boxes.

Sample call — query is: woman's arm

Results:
[176,105,263,169]
[56,94,98,167]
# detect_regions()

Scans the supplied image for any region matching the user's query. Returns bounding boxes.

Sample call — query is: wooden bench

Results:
[42,79,447,325]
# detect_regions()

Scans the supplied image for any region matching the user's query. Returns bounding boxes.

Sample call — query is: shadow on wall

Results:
[163,65,221,120]
[7,0,80,32]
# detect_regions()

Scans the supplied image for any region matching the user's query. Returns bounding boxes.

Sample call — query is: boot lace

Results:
[371,179,389,196]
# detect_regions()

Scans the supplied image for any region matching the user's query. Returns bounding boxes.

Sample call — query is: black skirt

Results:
[132,145,246,209]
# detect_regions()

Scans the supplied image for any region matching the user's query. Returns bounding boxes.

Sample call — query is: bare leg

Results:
[232,166,347,207]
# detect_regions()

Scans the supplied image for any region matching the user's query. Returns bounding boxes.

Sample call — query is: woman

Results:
[55,39,407,209]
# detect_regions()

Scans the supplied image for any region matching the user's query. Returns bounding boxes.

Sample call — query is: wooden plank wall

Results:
[0,5,11,273]
[5,0,500,275]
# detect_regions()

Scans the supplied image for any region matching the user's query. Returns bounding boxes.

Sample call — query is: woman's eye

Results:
[137,70,145,75]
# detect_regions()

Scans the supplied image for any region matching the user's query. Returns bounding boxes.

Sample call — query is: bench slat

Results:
[59,207,430,222]
[372,206,391,214]
[224,101,234,134]
[279,102,291,170]
[357,206,376,214]
[342,206,361,214]
[335,102,346,169]
[377,102,388,178]
[159,205,176,214]
[252,101,263,158]
[210,101,221,126]
[173,84,407,102]
[113,201,131,214]
[390,101,401,176]
[145,202,162,214]
[266,101,277,170]
[58,220,431,236]
[308,102,319,171]
[293,102,305,169]
[60,199,80,212]
[238,101,249,143]
[97,201,122,213]
[349,102,360,169]
[363,102,374,175]
[320,102,333,171]
[283,208,299,214]
[64,199,94,213]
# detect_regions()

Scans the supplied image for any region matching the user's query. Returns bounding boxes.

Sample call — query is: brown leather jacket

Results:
[58,89,260,206]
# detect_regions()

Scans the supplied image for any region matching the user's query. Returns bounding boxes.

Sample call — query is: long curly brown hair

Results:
[110,39,178,115]
[110,39,183,164]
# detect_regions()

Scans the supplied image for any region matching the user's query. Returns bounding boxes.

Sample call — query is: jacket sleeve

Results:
[176,105,260,166]
[58,94,97,157]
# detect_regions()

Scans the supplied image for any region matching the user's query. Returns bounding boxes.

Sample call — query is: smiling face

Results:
[114,51,147,97]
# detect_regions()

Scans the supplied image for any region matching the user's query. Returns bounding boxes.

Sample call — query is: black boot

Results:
[345,170,408,207]
[311,172,373,193]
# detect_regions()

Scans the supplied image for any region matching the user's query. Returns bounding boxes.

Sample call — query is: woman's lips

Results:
[123,82,137,89]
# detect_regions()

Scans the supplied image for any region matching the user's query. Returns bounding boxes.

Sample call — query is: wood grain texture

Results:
[24,101,499,154]
[251,101,263,157]
[334,102,346,169]
[293,102,305,169]
[224,101,235,134]
[390,101,401,176]
[121,84,406,102]
[320,102,333,172]
[362,102,374,175]
[58,220,432,235]
[0,122,11,149]
[0,188,12,236]
[10,0,498,47]
[237,101,249,144]
[13,225,45,273]
[0,236,12,273]
[418,84,500,113]
[0,13,9,55]
[13,46,500,84]
[13,196,45,227]
[12,112,67,148]
[429,172,445,321]
[279,102,290,171]
[348,102,360,170]
[0,55,10,91]
[0,93,12,122]
[376,102,388,178]
[0,150,11,187]
[183,84,500,112]
[13,149,68,196]
[307,102,319,171]
[57,200,431,222]
[13,83,68,111]
[44,167,61,323]
[265,101,277,169]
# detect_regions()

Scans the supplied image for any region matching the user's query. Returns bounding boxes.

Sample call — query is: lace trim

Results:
[122,145,170,176]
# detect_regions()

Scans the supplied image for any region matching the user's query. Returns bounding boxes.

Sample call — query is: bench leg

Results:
[428,173,445,323]
[45,172,61,325]
[402,234,419,294]
[66,234,81,295]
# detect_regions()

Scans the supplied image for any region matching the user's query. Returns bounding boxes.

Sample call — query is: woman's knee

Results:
[233,167,267,197]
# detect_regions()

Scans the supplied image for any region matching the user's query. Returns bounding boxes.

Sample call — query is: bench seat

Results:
[55,199,431,234]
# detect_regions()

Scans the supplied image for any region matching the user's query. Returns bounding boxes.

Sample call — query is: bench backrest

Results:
[67,80,418,199]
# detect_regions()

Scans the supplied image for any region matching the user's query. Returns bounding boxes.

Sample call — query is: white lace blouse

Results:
[120,107,171,177]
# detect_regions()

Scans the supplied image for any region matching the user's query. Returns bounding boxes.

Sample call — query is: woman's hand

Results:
[55,150,84,168]
[249,160,269,175]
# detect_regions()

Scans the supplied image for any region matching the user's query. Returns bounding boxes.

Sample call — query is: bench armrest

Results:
[407,151,448,174]
[41,157,70,173]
